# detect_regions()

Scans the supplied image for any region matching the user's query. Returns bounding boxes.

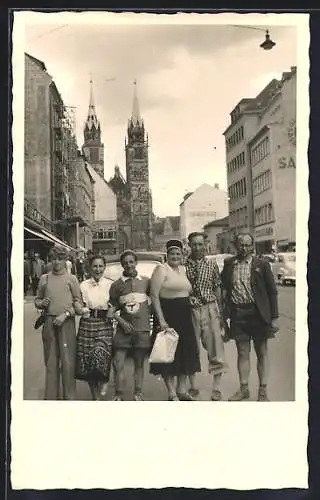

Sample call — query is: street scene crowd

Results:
[26,230,281,402]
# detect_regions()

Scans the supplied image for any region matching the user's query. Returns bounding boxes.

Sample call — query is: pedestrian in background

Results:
[107,250,151,401]
[31,252,45,296]
[24,251,32,295]
[75,253,85,282]
[221,233,279,402]
[150,239,201,401]
[186,232,228,401]
[76,255,114,400]
[34,246,83,400]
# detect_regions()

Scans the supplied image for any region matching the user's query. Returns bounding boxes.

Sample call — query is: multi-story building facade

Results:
[25,53,94,256]
[179,183,228,242]
[249,67,296,253]
[85,161,118,255]
[223,67,296,252]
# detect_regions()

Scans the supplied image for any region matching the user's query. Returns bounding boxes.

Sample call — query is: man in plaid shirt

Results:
[186,232,228,401]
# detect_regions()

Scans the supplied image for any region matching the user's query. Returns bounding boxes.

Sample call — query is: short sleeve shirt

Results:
[109,274,151,333]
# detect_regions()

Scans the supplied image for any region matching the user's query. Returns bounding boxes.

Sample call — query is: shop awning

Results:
[25,227,54,243]
[41,229,73,251]
[25,226,73,251]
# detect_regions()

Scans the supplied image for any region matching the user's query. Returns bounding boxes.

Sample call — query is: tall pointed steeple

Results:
[131,79,142,126]
[85,78,100,131]
[82,78,104,176]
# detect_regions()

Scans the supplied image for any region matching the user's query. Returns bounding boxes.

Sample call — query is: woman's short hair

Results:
[88,254,106,267]
[120,250,138,265]
[187,231,208,243]
[166,239,183,253]
[49,246,68,260]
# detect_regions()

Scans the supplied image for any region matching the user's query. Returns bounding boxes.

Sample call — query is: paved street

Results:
[23,286,295,401]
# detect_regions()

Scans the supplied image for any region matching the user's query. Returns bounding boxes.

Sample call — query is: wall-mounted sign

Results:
[278,157,296,169]
[287,119,296,146]
[255,226,274,238]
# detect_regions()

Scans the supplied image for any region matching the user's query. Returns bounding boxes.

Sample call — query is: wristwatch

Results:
[64,310,71,319]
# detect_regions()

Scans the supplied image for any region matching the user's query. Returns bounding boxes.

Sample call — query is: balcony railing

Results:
[24,199,55,232]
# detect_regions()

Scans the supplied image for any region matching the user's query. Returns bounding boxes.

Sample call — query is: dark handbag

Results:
[34,274,49,330]
[34,311,46,330]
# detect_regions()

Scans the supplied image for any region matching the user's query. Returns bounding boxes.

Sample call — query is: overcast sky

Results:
[24,17,297,217]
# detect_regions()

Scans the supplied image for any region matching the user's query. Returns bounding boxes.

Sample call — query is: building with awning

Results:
[24,53,95,260]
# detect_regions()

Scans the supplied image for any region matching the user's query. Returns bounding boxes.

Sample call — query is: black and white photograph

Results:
[11,10,309,490]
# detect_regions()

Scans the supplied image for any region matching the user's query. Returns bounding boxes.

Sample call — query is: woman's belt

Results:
[89,309,108,319]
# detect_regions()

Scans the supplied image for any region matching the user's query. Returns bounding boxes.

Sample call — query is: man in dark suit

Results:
[221,233,279,402]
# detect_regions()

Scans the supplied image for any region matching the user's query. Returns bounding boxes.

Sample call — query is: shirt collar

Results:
[121,273,142,282]
[89,276,105,286]
[187,256,206,265]
[234,255,253,265]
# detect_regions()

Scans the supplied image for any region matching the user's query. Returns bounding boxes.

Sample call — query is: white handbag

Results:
[149,328,179,364]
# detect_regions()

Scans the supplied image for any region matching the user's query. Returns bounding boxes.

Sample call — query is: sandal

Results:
[211,390,222,401]
[168,395,179,401]
[177,392,195,401]
[133,393,144,401]
[188,388,199,397]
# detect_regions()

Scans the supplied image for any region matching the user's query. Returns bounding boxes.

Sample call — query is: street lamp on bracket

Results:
[231,25,276,51]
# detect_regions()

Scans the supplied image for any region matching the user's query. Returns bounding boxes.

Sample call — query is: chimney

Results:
[214,183,219,189]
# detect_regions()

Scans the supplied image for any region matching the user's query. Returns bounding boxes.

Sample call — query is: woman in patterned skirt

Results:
[76,255,114,400]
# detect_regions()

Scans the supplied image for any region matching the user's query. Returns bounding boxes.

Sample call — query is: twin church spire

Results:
[84,79,100,134]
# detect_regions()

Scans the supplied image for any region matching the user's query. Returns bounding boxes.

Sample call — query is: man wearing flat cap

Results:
[34,245,83,400]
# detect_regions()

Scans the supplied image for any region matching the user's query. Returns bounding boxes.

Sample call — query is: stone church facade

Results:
[109,82,153,252]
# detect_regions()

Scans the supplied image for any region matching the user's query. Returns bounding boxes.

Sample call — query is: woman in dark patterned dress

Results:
[150,240,201,401]
[76,255,114,400]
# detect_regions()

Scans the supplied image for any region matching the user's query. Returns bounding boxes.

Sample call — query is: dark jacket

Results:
[221,256,279,324]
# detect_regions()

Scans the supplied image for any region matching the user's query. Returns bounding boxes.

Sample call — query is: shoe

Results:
[113,395,124,401]
[258,387,269,402]
[188,388,199,397]
[100,383,108,397]
[228,388,250,401]
[177,392,195,401]
[211,390,222,401]
[168,395,179,401]
[133,393,144,401]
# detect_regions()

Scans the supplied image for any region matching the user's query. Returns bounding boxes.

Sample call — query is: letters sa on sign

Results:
[279,157,296,169]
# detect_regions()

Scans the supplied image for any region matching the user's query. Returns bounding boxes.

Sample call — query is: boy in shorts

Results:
[108,250,151,401]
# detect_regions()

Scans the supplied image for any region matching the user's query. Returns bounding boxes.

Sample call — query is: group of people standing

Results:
[33,231,279,402]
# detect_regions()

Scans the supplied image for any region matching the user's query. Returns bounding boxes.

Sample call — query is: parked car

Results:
[272,252,296,286]
[104,259,161,282]
[206,253,234,273]
[260,253,276,263]
[135,251,167,263]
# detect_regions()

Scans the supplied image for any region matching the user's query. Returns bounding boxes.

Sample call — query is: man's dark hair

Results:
[120,250,138,265]
[188,231,208,243]
[234,232,255,245]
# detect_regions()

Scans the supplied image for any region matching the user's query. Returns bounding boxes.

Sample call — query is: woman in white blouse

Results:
[76,255,114,400]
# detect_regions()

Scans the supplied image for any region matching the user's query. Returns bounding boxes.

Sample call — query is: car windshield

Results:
[104,260,160,281]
